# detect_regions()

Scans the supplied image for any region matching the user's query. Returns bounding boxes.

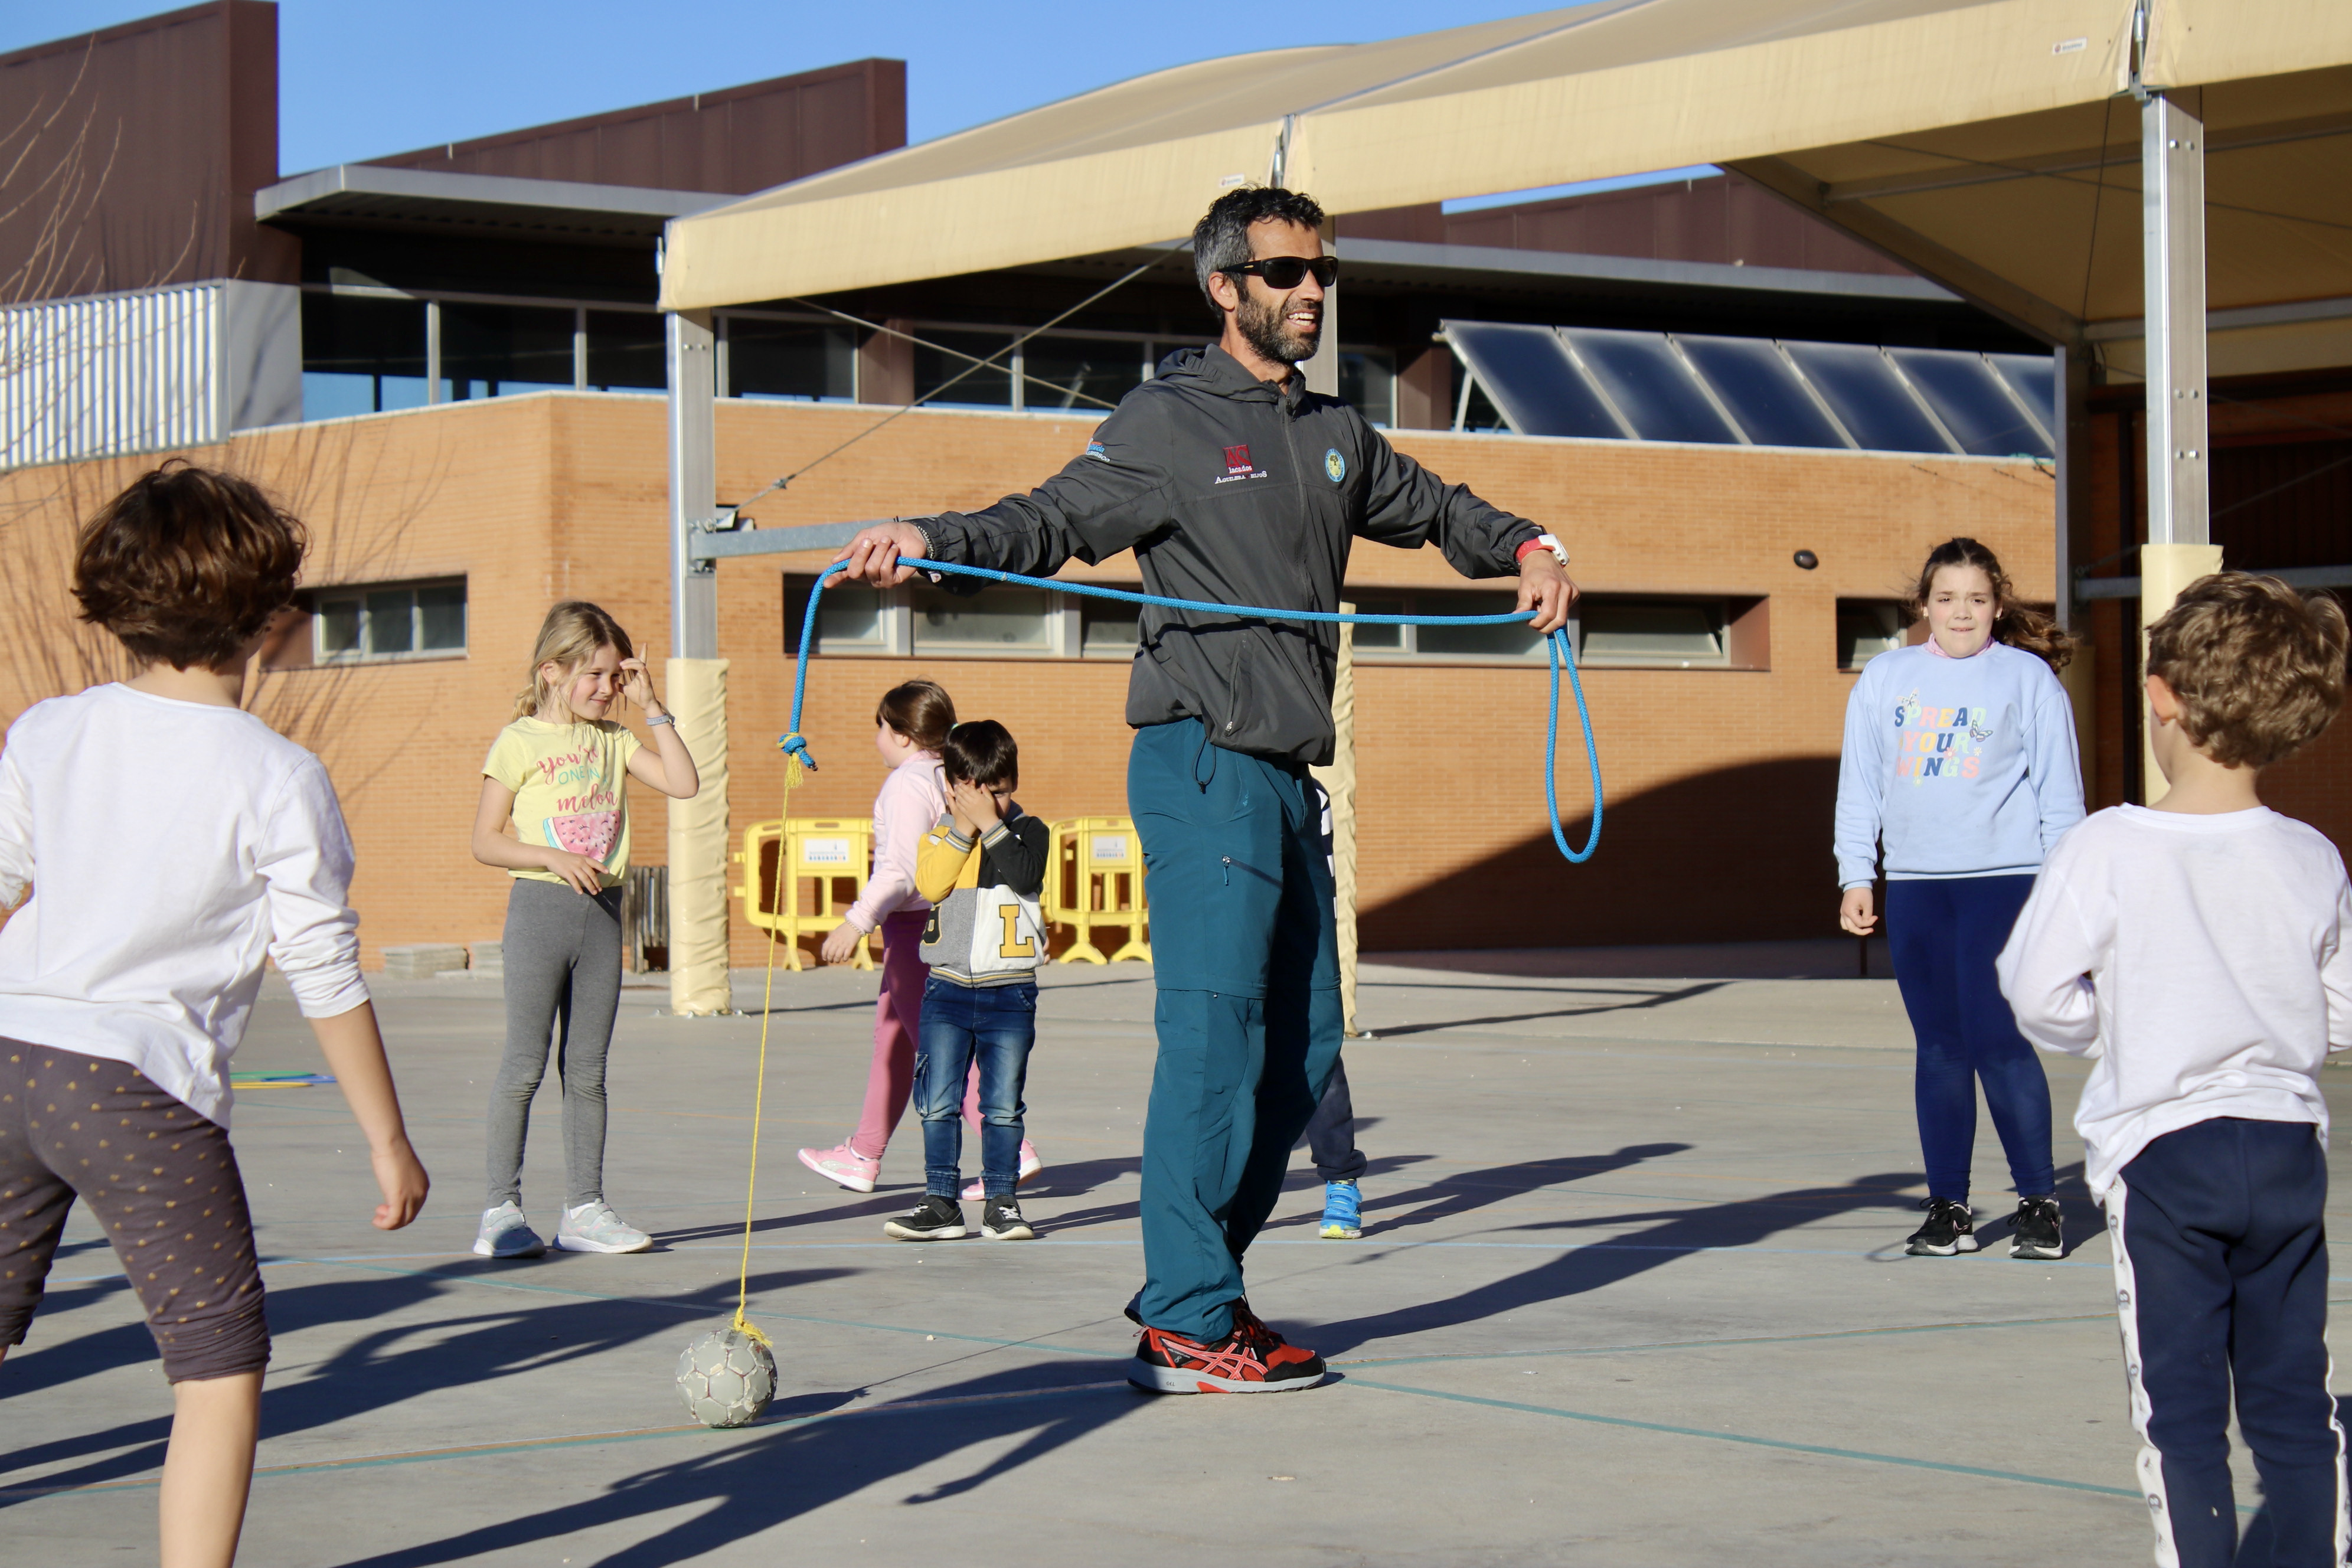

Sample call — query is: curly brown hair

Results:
[2147,573,2348,769]
[1904,537,2072,672]
[73,460,308,670]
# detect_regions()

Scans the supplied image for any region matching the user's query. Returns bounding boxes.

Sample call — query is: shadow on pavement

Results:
[1309,1168,1920,1357]
[330,1362,1142,1568]
[1367,982,1729,1038]
[0,1265,845,1501]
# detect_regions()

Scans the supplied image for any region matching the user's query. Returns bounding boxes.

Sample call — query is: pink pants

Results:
[851,910,982,1159]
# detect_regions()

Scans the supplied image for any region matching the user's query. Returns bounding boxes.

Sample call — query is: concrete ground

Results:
[6,942,2340,1566]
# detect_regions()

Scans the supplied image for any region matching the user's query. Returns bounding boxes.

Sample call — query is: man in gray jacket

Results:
[836,185,1575,1393]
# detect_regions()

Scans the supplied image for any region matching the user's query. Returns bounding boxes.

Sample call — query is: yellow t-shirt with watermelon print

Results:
[484,717,644,888]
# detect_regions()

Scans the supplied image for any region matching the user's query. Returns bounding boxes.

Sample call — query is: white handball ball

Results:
[677,1327,777,1429]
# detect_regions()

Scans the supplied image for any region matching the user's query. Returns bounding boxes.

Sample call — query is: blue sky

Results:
[3,2,1589,178]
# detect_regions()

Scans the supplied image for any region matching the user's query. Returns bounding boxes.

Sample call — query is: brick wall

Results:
[0,394,2057,966]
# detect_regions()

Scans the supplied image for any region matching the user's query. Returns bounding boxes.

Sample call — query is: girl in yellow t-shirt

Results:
[469,601,698,1259]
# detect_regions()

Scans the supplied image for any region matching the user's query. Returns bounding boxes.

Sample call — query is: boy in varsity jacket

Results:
[883,720,1051,1243]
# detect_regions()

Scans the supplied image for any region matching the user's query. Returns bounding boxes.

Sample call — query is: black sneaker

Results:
[883,1194,966,1241]
[1905,1197,1978,1256]
[2009,1195,2063,1260]
[980,1195,1035,1241]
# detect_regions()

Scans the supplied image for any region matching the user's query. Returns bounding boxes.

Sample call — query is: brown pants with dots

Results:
[0,1039,269,1381]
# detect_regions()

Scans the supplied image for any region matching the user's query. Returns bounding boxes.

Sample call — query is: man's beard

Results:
[1236,288,1321,367]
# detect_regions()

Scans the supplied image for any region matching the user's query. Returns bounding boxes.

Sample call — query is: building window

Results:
[1580,599,1728,667]
[1837,600,1910,669]
[913,330,1015,409]
[1350,592,1743,668]
[300,292,431,417]
[585,310,667,391]
[781,579,1753,669]
[1346,590,1553,662]
[785,577,896,655]
[442,302,575,401]
[1079,597,1141,656]
[1340,349,1396,427]
[1024,335,1146,413]
[723,318,854,401]
[910,584,1054,653]
[293,579,466,665]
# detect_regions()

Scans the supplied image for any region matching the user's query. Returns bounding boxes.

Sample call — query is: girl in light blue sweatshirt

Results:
[1834,537,2083,1261]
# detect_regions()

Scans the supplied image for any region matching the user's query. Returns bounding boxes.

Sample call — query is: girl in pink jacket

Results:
[797,681,1042,1194]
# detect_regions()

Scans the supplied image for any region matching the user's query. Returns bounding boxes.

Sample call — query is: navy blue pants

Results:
[2111,1118,2347,1566]
[1884,875,2054,1201]
[914,977,1035,1200]
[1129,722,1342,1343]
[1305,1056,1365,1184]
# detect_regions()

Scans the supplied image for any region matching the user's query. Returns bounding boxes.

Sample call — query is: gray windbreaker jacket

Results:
[922,344,1541,767]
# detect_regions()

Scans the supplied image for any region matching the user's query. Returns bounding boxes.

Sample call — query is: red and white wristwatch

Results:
[1514,533,1569,567]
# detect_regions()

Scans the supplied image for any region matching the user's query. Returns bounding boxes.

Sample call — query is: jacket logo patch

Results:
[1324,448,1346,484]
[1223,444,1253,476]
[1084,441,1108,460]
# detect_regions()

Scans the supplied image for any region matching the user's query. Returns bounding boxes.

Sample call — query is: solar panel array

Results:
[1443,321,2054,459]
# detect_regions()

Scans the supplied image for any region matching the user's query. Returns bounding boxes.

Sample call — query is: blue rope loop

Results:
[778,556,1600,863]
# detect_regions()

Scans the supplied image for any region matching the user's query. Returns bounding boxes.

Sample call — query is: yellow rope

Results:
[728,745,805,1349]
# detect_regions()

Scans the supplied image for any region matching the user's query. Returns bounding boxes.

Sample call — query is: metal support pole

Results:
[2053,345,2098,796]
[2137,91,2221,803]
[1303,215,1340,398]
[2142,92,2208,549]
[424,299,443,404]
[667,309,718,659]
[664,307,732,1015]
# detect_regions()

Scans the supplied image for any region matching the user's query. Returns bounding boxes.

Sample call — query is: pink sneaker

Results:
[962,1139,1044,1202]
[798,1142,879,1194]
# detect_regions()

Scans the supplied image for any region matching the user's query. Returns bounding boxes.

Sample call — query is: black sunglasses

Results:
[1224,254,1338,289]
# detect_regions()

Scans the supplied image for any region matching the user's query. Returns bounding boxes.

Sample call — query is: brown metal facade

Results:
[0,8,906,310]
[0,1,295,302]
[359,59,907,195]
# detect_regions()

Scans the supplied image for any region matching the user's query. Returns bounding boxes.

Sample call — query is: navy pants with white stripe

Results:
[2111,1118,2347,1567]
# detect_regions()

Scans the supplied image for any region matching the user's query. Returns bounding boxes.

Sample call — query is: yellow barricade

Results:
[1046,815,1150,963]
[733,817,876,971]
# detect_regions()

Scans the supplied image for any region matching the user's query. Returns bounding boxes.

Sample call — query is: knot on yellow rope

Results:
[730,1308,773,1350]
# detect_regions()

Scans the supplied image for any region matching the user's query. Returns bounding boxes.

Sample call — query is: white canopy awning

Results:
[660,0,2352,374]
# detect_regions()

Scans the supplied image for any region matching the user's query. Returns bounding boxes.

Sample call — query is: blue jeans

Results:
[1885,874,2054,1202]
[915,977,1035,1199]
[1128,722,1342,1342]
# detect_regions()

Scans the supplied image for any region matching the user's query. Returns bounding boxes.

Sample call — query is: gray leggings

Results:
[487,878,623,1209]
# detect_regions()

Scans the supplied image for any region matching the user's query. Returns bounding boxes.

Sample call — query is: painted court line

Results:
[1334,1310,2125,1368]
[12,1364,2181,1515]
[1,1381,1132,1498]
[1340,1377,2197,1509]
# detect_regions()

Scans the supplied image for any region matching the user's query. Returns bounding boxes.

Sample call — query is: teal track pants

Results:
[1129,721,1342,1342]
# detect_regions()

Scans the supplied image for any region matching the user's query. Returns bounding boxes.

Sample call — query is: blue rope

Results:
[779,557,1600,863]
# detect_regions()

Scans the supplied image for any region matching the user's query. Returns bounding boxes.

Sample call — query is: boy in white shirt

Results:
[1997,573,2352,1567]
[0,462,429,1567]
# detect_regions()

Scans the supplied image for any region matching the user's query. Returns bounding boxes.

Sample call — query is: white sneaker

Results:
[473,1202,547,1259]
[555,1201,652,1254]
[962,1139,1044,1202]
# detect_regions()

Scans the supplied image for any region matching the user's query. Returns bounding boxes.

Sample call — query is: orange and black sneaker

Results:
[1126,1299,1327,1394]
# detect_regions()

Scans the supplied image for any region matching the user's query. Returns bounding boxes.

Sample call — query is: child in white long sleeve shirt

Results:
[1996,572,2351,1568]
